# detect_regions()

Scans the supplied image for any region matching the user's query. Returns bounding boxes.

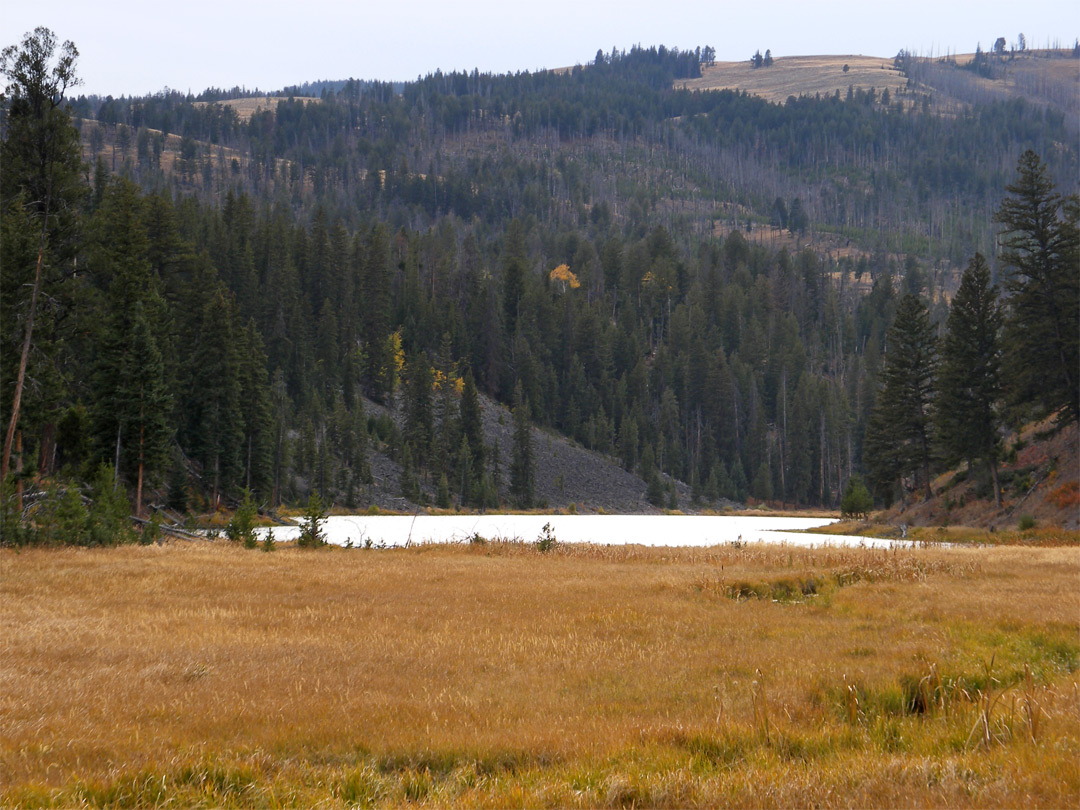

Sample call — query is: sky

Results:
[2,0,1077,98]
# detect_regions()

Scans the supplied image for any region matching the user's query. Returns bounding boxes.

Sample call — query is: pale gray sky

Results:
[2,0,1076,98]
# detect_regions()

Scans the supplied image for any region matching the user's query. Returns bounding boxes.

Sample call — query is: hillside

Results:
[680,48,1078,117]
[885,419,1079,531]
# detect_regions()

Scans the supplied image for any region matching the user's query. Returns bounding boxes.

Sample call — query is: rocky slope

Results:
[360,393,703,514]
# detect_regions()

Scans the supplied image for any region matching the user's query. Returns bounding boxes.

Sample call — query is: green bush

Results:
[1017,514,1037,531]
[87,465,133,545]
[226,489,258,548]
[33,482,89,545]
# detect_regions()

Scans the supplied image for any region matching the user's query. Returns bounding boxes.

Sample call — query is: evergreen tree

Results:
[840,475,873,519]
[502,220,527,337]
[1,28,85,482]
[509,382,534,507]
[456,436,473,506]
[864,294,938,502]
[87,180,171,517]
[403,351,434,468]
[431,333,460,477]
[297,490,326,547]
[361,225,393,401]
[995,151,1080,423]
[236,319,274,500]
[117,303,172,517]
[184,288,244,507]
[936,254,1004,505]
[459,369,485,502]
[398,443,419,502]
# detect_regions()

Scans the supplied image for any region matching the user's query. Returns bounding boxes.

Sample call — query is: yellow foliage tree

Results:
[549,263,580,291]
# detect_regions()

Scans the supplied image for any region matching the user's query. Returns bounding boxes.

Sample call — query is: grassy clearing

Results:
[2,541,1077,808]
[191,96,321,122]
[679,54,907,103]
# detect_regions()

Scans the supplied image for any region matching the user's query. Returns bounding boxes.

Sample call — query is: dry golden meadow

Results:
[2,539,1078,808]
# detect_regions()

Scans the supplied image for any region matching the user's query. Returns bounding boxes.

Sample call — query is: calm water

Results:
[256,514,896,548]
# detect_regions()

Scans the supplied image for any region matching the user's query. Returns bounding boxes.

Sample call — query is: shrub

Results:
[536,522,558,552]
[33,482,89,545]
[226,489,258,548]
[141,511,161,545]
[1017,514,1037,531]
[1048,481,1079,510]
[87,465,134,545]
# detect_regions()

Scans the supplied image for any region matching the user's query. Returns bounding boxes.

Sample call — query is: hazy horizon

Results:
[2,0,1076,98]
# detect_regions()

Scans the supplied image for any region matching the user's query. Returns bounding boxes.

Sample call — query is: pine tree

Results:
[995,151,1079,423]
[431,333,460,477]
[864,294,938,503]
[840,475,873,519]
[509,382,534,507]
[398,443,419,502]
[459,369,485,503]
[403,351,434,468]
[1,29,85,481]
[361,225,393,401]
[184,289,244,508]
[502,220,527,337]
[936,254,1004,505]
[117,303,172,517]
[88,180,172,517]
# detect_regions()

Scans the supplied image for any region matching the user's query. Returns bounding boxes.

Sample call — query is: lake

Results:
[256,514,897,548]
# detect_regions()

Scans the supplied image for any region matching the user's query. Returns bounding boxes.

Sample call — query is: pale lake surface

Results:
[256,514,897,548]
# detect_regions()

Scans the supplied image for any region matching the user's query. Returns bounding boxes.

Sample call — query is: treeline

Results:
[76,41,1076,269]
[864,151,1078,505]
[2,29,1077,545]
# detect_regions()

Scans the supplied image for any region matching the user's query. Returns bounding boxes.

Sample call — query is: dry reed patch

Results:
[2,542,1077,808]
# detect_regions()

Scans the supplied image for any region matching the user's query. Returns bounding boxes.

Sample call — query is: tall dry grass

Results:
[2,541,1077,807]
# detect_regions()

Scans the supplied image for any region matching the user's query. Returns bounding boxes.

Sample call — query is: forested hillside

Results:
[2,30,1077,539]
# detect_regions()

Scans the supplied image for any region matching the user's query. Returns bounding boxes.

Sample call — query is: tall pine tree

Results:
[936,253,1004,505]
[509,381,534,508]
[995,150,1080,423]
[864,294,938,503]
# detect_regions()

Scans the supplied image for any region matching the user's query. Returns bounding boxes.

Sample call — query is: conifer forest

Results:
[2,31,1077,539]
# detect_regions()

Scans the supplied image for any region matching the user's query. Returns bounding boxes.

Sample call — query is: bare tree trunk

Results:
[1,217,49,482]
[13,432,23,510]
[136,423,145,518]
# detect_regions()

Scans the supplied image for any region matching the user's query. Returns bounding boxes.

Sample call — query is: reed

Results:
[2,541,1077,808]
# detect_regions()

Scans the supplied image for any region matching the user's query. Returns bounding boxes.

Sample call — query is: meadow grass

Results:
[1,541,1077,808]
